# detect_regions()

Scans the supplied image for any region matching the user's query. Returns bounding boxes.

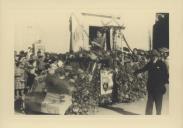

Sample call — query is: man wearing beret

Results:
[134,49,169,115]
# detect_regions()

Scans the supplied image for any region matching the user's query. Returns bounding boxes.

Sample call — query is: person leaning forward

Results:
[134,49,169,115]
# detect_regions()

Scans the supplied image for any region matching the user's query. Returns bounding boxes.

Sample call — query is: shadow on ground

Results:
[101,105,140,115]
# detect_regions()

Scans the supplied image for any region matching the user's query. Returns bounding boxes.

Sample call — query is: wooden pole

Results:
[148,30,152,50]
[69,16,73,53]
[81,12,120,20]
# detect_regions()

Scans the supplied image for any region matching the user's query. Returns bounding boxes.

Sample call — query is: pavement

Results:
[96,86,169,115]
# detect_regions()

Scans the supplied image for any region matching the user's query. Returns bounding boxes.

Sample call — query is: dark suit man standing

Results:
[134,49,169,115]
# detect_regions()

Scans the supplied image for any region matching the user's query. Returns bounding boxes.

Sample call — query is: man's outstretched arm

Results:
[134,62,150,75]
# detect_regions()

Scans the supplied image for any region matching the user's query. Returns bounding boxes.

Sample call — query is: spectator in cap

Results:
[134,49,169,115]
[132,48,138,62]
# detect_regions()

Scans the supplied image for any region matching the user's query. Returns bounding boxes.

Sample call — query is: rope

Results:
[110,16,133,53]
[121,33,133,53]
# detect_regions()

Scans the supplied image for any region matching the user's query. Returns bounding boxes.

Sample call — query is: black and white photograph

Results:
[13,11,169,115]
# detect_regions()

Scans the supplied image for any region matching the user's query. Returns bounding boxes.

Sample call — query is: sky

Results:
[12,2,156,53]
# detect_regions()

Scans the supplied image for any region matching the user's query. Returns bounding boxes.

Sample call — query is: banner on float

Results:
[100,70,113,95]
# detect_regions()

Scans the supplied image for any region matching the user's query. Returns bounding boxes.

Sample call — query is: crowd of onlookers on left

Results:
[14,47,65,112]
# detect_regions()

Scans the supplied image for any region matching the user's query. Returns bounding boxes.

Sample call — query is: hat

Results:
[159,47,169,53]
[151,49,160,57]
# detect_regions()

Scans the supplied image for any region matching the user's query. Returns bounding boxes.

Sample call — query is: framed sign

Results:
[100,70,113,95]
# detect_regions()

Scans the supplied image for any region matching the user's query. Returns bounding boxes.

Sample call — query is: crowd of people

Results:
[14,48,65,112]
[14,46,169,114]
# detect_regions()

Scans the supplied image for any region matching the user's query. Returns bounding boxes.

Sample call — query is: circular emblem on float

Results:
[103,82,109,92]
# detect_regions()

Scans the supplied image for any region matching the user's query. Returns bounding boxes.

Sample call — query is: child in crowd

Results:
[15,62,26,112]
